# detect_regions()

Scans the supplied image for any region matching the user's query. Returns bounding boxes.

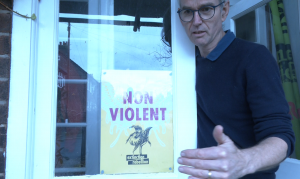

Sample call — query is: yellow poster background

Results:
[100,70,174,174]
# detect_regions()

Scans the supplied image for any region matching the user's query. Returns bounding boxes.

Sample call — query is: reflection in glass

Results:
[55,127,86,173]
[235,10,256,42]
[56,0,172,176]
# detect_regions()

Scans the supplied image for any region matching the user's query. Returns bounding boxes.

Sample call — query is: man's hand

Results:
[177,125,249,179]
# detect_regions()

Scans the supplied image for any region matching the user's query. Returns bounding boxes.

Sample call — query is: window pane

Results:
[56,0,173,176]
[55,127,86,169]
[235,10,256,42]
[57,82,87,123]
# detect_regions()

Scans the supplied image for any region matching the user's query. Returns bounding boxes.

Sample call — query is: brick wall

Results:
[0,0,13,178]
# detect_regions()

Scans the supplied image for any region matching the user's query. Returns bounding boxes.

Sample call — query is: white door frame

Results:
[6,0,198,179]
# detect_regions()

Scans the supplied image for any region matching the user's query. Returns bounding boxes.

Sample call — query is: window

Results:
[55,0,174,176]
[5,0,197,178]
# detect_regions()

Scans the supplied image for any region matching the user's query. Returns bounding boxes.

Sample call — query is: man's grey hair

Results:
[177,0,227,8]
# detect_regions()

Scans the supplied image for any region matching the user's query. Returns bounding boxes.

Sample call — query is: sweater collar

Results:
[196,30,235,61]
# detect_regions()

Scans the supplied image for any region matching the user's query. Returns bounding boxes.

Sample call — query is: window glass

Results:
[56,0,173,176]
[55,127,86,176]
[235,10,256,42]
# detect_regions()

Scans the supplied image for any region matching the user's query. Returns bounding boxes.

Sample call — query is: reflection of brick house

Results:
[56,42,101,170]
[56,42,88,168]
[57,42,87,124]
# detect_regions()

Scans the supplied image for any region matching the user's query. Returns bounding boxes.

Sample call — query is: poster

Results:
[100,70,174,174]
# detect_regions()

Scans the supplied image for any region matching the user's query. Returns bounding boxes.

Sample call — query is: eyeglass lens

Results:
[179,6,215,22]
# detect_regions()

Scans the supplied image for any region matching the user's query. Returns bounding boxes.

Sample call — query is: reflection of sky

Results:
[59,16,172,82]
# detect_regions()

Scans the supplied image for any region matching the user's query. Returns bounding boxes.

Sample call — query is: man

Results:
[176,0,295,179]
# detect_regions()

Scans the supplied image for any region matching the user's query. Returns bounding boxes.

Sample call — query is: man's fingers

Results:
[177,158,229,172]
[213,125,231,145]
[178,166,229,179]
[181,147,228,160]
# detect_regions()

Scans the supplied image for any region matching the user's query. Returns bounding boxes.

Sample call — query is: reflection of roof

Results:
[58,43,100,86]
[59,43,87,79]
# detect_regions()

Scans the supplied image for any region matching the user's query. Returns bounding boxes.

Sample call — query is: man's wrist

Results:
[240,148,259,176]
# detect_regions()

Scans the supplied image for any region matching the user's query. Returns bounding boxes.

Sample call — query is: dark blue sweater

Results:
[196,32,295,179]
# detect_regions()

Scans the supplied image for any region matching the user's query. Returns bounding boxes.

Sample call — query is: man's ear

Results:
[221,0,230,22]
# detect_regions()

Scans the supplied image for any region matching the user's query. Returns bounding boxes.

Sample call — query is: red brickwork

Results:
[0,57,10,78]
[0,14,12,33]
[0,0,13,178]
[0,81,9,102]
[0,36,10,55]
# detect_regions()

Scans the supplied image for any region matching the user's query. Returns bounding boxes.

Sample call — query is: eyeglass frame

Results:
[177,1,225,22]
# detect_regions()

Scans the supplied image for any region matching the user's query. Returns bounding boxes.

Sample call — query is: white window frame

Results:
[226,0,272,49]
[225,1,272,52]
[6,0,198,179]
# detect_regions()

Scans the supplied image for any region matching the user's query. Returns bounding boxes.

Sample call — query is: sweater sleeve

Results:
[245,45,295,157]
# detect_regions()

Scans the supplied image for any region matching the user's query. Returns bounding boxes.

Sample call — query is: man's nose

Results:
[192,11,203,25]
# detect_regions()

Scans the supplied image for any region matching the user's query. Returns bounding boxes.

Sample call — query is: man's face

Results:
[179,0,228,48]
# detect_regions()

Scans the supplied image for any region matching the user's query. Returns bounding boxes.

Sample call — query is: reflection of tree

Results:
[55,45,87,169]
[154,7,172,67]
[162,7,171,49]
[153,44,172,67]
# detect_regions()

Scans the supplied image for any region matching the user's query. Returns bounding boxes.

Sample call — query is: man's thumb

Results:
[213,125,231,145]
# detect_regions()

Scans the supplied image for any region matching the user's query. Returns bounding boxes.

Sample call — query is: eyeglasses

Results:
[177,1,225,22]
